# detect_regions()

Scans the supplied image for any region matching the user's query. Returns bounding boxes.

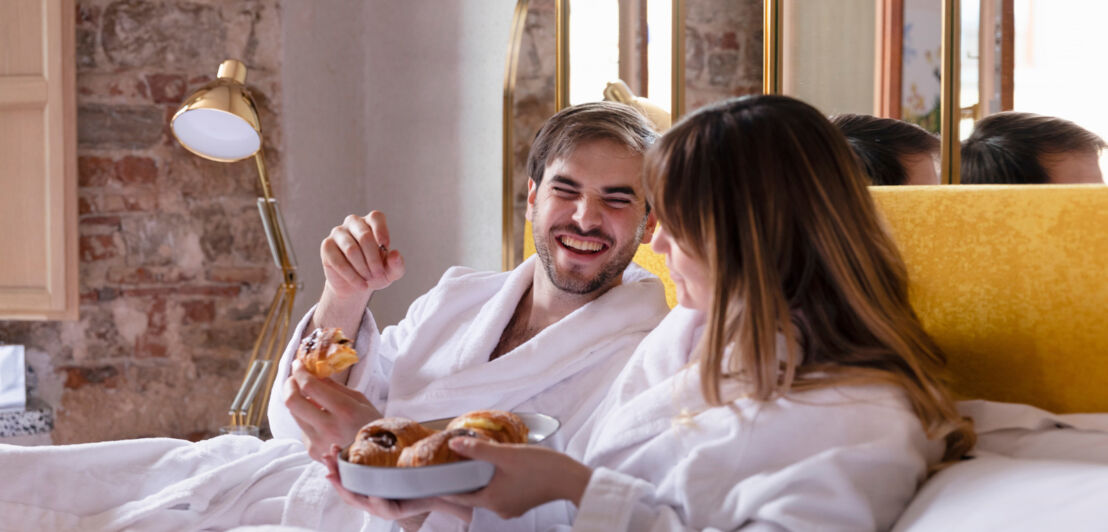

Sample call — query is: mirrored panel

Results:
[564,0,677,126]
[772,0,947,186]
[960,0,1108,185]
[502,0,684,269]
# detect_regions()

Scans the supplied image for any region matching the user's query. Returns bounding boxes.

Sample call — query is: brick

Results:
[147,298,167,335]
[203,321,263,352]
[106,266,190,285]
[115,156,158,185]
[79,190,158,214]
[77,73,150,103]
[60,365,121,390]
[120,285,241,298]
[208,266,269,284]
[182,300,216,323]
[146,73,187,104]
[135,335,167,358]
[79,234,122,262]
[78,104,165,149]
[76,27,97,70]
[81,215,122,228]
[101,1,226,69]
[707,51,739,87]
[78,156,114,187]
[76,4,99,26]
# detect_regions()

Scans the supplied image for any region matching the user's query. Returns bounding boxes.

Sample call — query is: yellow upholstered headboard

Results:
[524,185,1108,413]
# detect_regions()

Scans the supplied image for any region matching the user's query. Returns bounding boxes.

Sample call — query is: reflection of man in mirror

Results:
[961,112,1107,185]
[831,114,941,186]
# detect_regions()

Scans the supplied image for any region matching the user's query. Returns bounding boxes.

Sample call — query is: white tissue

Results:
[0,344,26,411]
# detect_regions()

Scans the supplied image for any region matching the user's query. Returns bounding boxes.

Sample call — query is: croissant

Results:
[396,428,493,467]
[445,410,529,444]
[296,327,358,378]
[348,418,436,467]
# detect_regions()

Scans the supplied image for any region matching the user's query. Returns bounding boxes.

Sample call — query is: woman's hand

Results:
[442,438,593,519]
[284,361,382,461]
[322,445,473,529]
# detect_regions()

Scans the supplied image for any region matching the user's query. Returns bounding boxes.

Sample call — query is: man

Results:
[267,101,670,530]
[961,111,1106,185]
[831,113,941,186]
[0,102,667,532]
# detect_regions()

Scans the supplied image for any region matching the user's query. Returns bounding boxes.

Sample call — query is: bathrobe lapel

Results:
[386,258,669,423]
[573,306,706,468]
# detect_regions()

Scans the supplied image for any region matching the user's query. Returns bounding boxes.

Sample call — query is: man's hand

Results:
[321,445,473,529]
[284,360,383,461]
[313,211,406,337]
[442,438,593,520]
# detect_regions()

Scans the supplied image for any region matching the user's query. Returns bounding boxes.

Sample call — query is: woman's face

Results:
[650,224,711,311]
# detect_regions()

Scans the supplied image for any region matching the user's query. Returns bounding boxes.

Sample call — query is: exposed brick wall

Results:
[685,0,764,109]
[0,0,283,443]
[508,0,763,266]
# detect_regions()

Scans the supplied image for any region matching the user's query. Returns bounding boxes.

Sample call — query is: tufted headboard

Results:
[525,185,1108,413]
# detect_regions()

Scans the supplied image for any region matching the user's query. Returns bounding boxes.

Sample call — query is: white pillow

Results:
[893,452,1108,531]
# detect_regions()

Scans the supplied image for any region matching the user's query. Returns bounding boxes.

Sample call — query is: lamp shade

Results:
[171,59,263,162]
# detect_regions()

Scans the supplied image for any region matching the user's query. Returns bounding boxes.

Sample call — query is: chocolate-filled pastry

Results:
[348,418,435,467]
[396,428,493,467]
[296,327,358,378]
[446,410,529,444]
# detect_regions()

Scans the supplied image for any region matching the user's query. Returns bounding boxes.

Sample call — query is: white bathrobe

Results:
[269,256,669,531]
[0,257,668,532]
[537,306,941,531]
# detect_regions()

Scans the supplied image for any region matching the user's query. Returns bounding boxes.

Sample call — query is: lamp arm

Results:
[253,148,298,285]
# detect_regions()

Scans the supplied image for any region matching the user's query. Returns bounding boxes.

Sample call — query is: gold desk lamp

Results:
[171,59,297,435]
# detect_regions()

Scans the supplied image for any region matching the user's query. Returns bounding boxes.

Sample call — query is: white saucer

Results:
[338,412,560,499]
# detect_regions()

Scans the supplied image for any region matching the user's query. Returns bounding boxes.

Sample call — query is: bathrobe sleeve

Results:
[267,268,470,440]
[570,393,935,532]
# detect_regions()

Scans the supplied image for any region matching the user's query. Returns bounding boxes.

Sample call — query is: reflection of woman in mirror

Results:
[832,114,941,186]
[329,95,975,530]
[962,112,1107,185]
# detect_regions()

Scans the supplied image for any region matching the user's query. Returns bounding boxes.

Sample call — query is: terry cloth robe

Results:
[267,255,669,531]
[0,257,665,532]
[0,435,366,532]
[552,306,942,532]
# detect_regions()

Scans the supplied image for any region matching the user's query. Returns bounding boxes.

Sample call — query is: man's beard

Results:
[533,217,647,295]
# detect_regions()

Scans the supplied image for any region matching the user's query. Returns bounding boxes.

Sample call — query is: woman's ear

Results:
[525,179,537,221]
[640,212,658,244]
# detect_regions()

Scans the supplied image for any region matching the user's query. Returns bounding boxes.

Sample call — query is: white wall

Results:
[282,1,515,326]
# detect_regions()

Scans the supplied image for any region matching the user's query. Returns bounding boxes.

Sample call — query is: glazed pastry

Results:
[446,410,529,444]
[348,418,436,467]
[397,428,493,467]
[296,327,358,378]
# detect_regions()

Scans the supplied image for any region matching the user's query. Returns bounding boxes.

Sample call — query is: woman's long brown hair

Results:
[644,95,974,464]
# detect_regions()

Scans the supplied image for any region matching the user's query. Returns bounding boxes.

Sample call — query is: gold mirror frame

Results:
[763,0,962,185]
[502,0,687,270]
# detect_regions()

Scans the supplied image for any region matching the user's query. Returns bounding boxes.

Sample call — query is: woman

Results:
[323,94,975,530]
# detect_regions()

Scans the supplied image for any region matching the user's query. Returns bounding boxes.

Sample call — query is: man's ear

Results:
[525,178,537,221]
[640,211,658,244]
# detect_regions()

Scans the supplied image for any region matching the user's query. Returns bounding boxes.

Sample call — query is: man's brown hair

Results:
[962,112,1106,184]
[526,101,658,186]
[831,114,940,186]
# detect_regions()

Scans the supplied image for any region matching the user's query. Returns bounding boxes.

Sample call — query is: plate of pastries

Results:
[337,409,560,499]
[294,328,560,498]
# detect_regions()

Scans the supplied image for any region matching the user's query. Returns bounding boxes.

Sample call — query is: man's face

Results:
[527,138,655,295]
[1043,150,1105,184]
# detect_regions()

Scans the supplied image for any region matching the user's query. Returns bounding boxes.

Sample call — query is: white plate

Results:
[338,412,560,499]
